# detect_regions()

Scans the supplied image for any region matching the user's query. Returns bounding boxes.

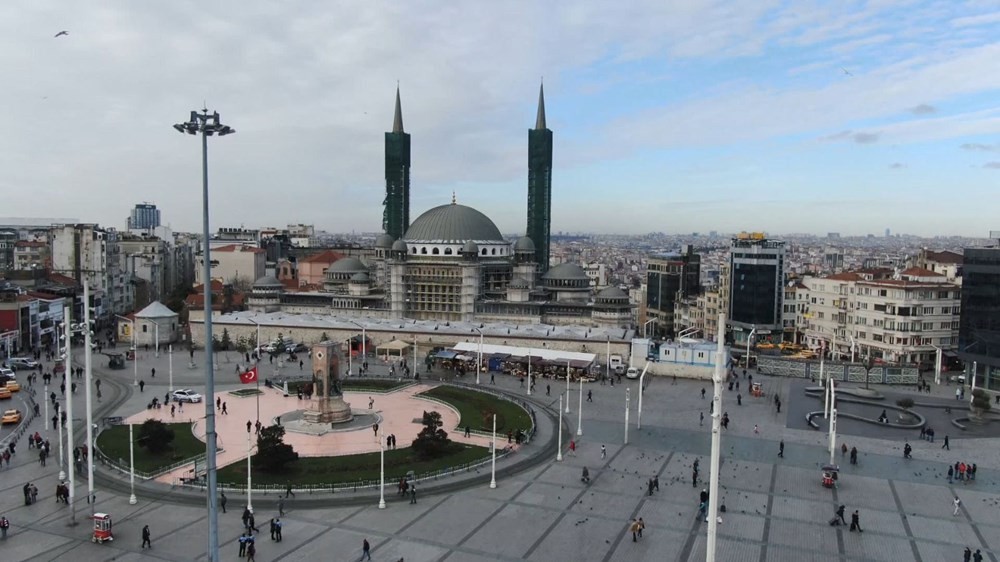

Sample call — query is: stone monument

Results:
[302,341,353,424]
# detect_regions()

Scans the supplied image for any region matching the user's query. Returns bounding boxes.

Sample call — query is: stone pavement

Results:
[0,347,998,561]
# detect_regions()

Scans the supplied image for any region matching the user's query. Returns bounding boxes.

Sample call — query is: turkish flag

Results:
[239,366,258,384]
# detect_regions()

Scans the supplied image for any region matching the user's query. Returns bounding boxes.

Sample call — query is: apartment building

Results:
[50,224,130,317]
[799,267,960,365]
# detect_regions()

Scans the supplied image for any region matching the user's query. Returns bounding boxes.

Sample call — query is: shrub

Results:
[971,389,992,411]
[411,410,456,460]
[895,397,914,410]
[254,424,298,472]
[137,419,175,454]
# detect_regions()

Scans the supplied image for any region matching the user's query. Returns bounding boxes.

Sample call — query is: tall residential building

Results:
[383,87,411,241]
[526,83,553,273]
[727,233,786,343]
[50,223,130,317]
[128,203,161,231]
[959,238,1000,389]
[646,246,701,338]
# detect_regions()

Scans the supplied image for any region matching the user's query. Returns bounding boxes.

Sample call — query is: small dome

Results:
[597,286,628,299]
[374,233,395,249]
[514,237,536,253]
[253,275,283,288]
[350,272,370,283]
[391,239,408,253]
[508,278,530,289]
[542,262,589,281]
[327,256,367,273]
[462,240,479,254]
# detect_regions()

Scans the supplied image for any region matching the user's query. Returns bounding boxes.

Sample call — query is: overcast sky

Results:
[1,1,999,237]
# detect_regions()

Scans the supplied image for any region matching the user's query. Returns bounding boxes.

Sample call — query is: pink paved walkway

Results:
[123,384,492,483]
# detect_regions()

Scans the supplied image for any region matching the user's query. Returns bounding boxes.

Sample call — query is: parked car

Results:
[7,357,38,369]
[172,389,203,403]
[625,367,639,379]
[0,387,11,400]
[1,409,21,424]
[0,367,14,380]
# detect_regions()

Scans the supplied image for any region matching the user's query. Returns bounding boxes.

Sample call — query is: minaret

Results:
[526,82,553,272]
[384,86,411,241]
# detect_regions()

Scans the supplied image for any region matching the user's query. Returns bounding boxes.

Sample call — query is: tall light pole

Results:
[526,349,532,395]
[576,376,583,436]
[636,362,650,429]
[115,314,138,386]
[706,314,727,562]
[64,304,77,526]
[745,324,756,371]
[349,320,366,369]
[849,335,856,364]
[557,394,563,462]
[246,424,253,513]
[128,422,137,505]
[643,319,654,339]
[931,345,942,385]
[474,327,483,385]
[624,387,630,445]
[828,377,838,466]
[154,323,160,358]
[489,413,497,489]
[378,440,386,509]
[168,344,174,393]
[606,336,611,382]
[174,108,235,562]
[83,279,96,513]
[821,340,828,419]
[565,360,571,414]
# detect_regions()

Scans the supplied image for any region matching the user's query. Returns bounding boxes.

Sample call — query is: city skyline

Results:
[1,2,999,236]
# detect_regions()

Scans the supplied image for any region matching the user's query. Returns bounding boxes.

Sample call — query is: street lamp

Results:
[636,362,650,429]
[930,345,942,385]
[642,319,655,339]
[63,305,77,526]
[128,422,137,505]
[174,107,235,562]
[706,314,726,561]
[489,413,497,489]
[526,349,532,395]
[565,359,571,414]
[577,376,583,436]
[624,387,630,445]
[557,394,563,462]
[378,440,386,509]
[115,314,137,386]
[349,320,366,371]
[246,423,253,513]
[745,324,756,371]
[168,344,174,393]
[82,279,96,512]
[474,327,483,385]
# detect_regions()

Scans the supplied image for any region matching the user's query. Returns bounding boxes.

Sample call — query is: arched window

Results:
[411,247,417,254]
[421,247,428,255]
[491,248,497,255]
[444,248,453,255]
[432,247,440,255]
[481,248,487,255]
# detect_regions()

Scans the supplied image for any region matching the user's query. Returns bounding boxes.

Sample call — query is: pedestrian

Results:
[490,373,495,384]
[369,397,374,410]
[849,510,863,532]
[653,475,659,491]
[141,524,151,549]
[841,443,847,456]
[546,384,550,396]
[970,463,977,481]
[246,541,256,561]
[581,466,590,483]
[954,497,961,516]
[850,447,858,465]
[956,387,961,400]
[274,518,282,542]
[587,390,593,402]
[753,424,759,434]
[238,532,248,557]
[410,483,417,504]
[974,549,983,562]
[964,547,972,562]
[836,504,847,525]
[464,425,470,438]
[942,435,950,450]
[220,491,227,513]
[948,466,954,483]
[637,517,645,539]
[737,393,742,406]
[601,445,607,459]
[278,497,285,516]
[778,440,784,458]
[0,515,8,540]
[569,440,576,456]
[139,380,145,392]
[269,518,276,541]
[222,402,228,415]
[647,478,654,496]
[170,404,175,417]
[629,518,640,542]
[361,538,372,561]
[285,482,295,498]
[701,388,706,399]
[151,367,155,378]
[217,397,222,410]
[699,412,704,426]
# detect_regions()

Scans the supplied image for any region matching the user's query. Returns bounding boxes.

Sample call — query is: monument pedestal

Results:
[303,396,353,424]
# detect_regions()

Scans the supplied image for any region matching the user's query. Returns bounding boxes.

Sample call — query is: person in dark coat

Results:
[849,510,863,532]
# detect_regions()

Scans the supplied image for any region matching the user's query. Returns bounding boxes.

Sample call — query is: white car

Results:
[0,367,14,380]
[172,389,203,403]
[625,367,639,379]
[8,358,38,369]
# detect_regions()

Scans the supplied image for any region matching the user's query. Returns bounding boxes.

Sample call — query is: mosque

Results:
[247,86,633,328]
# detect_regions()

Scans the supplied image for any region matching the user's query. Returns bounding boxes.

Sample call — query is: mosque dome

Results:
[374,233,395,249]
[403,202,504,243]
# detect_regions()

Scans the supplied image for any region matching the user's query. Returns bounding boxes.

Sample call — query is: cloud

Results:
[909,104,936,115]
[951,12,1000,28]
[821,130,880,144]
[961,143,999,151]
[889,162,905,169]
[984,162,1000,169]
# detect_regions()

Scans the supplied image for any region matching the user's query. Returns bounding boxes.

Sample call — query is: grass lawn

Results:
[96,423,205,474]
[419,386,532,433]
[229,388,263,397]
[217,443,489,486]
[285,378,411,394]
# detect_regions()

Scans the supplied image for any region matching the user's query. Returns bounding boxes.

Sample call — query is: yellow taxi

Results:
[5,380,20,392]
[0,387,11,400]
[1,409,21,424]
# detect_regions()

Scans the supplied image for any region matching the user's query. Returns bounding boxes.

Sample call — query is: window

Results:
[873,334,883,342]
[481,248,487,255]
[432,248,440,255]
[142,325,148,333]
[491,248,497,255]
[444,248,453,255]
[937,291,949,299]
[420,247,427,255]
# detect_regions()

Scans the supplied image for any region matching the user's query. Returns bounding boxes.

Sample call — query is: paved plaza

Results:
[1,346,998,561]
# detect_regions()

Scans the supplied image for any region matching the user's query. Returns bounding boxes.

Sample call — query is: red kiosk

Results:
[91,513,114,543]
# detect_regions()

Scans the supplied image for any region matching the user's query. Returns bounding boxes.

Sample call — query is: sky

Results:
[1,1,999,237]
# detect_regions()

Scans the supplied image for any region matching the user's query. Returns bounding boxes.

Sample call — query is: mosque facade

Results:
[247,86,633,328]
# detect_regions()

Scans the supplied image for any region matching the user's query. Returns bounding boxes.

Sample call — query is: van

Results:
[8,357,38,369]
